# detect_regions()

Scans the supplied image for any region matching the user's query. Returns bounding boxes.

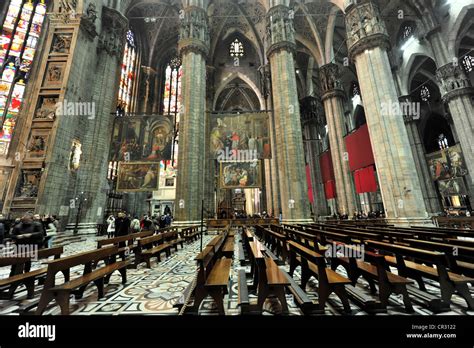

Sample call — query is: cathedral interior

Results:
[0,0,473,327]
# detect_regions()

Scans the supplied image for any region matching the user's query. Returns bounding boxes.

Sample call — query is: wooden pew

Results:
[191,232,232,315]
[135,234,171,268]
[162,230,185,252]
[366,240,474,310]
[402,239,474,278]
[329,242,414,313]
[287,241,352,313]
[0,247,64,300]
[36,246,130,315]
[182,226,200,243]
[97,231,155,261]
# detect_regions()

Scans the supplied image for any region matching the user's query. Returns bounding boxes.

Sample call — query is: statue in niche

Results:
[52,35,72,53]
[59,0,77,14]
[28,136,47,158]
[69,141,82,172]
[16,170,41,198]
[85,3,97,24]
[47,65,62,82]
[35,98,58,120]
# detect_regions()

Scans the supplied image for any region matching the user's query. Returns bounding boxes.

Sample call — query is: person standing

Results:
[106,215,115,238]
[130,216,141,233]
[44,216,58,248]
[115,212,130,237]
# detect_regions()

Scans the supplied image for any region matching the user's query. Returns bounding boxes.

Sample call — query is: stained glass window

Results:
[162,57,182,173]
[117,30,137,114]
[229,39,244,57]
[462,55,474,73]
[0,0,47,155]
[402,25,413,41]
[420,85,431,102]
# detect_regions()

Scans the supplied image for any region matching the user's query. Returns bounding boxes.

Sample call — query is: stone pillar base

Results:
[386,217,435,228]
[65,222,98,234]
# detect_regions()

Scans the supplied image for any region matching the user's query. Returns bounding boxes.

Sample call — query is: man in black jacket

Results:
[11,214,44,247]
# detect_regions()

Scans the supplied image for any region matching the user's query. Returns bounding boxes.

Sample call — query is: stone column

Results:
[436,64,474,196]
[400,95,441,214]
[175,5,209,224]
[320,63,356,216]
[267,5,312,223]
[411,0,474,197]
[345,2,429,224]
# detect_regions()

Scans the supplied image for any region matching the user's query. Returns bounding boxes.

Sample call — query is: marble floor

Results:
[0,230,473,316]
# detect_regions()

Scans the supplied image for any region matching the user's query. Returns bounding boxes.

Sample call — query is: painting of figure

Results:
[426,144,467,181]
[111,116,174,162]
[219,161,262,189]
[117,162,160,192]
[210,113,271,160]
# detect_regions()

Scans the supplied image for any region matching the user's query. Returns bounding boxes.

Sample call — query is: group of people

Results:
[349,211,386,220]
[105,211,173,238]
[0,213,59,248]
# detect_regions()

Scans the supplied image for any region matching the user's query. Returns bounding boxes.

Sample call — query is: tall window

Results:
[163,57,182,116]
[162,57,182,176]
[229,39,244,57]
[438,134,449,150]
[462,55,474,73]
[0,0,47,155]
[117,29,137,114]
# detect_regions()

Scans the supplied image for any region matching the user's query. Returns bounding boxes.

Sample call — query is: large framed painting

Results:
[110,115,175,162]
[219,161,262,189]
[437,177,468,197]
[210,112,271,160]
[117,162,160,192]
[426,144,468,181]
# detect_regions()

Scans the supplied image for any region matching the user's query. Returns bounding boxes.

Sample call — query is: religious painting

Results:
[219,161,262,189]
[210,113,272,160]
[25,130,49,160]
[110,115,174,162]
[69,140,82,172]
[437,177,468,197]
[117,162,160,192]
[426,144,468,181]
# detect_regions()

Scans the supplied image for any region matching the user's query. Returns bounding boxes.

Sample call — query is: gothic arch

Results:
[213,72,265,110]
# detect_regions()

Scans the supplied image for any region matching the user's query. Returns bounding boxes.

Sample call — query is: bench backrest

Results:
[138,234,165,249]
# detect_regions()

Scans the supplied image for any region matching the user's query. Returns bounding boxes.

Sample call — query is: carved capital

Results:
[178,7,210,57]
[266,5,296,57]
[436,63,474,103]
[97,7,128,57]
[345,2,390,60]
[319,63,344,100]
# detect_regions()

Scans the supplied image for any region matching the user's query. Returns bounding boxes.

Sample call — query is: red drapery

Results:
[306,165,314,204]
[345,124,375,171]
[319,151,337,199]
[354,166,378,194]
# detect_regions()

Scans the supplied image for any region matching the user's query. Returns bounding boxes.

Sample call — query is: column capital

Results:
[319,63,345,101]
[97,7,128,57]
[178,6,210,57]
[345,1,390,60]
[436,63,474,103]
[266,5,297,58]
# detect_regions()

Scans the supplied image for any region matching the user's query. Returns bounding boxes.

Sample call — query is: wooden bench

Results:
[329,242,414,313]
[190,233,232,314]
[237,268,250,314]
[162,230,185,252]
[97,231,155,261]
[36,246,130,315]
[222,236,234,259]
[288,241,352,313]
[367,240,474,310]
[135,234,171,268]
[182,226,200,243]
[0,247,64,300]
